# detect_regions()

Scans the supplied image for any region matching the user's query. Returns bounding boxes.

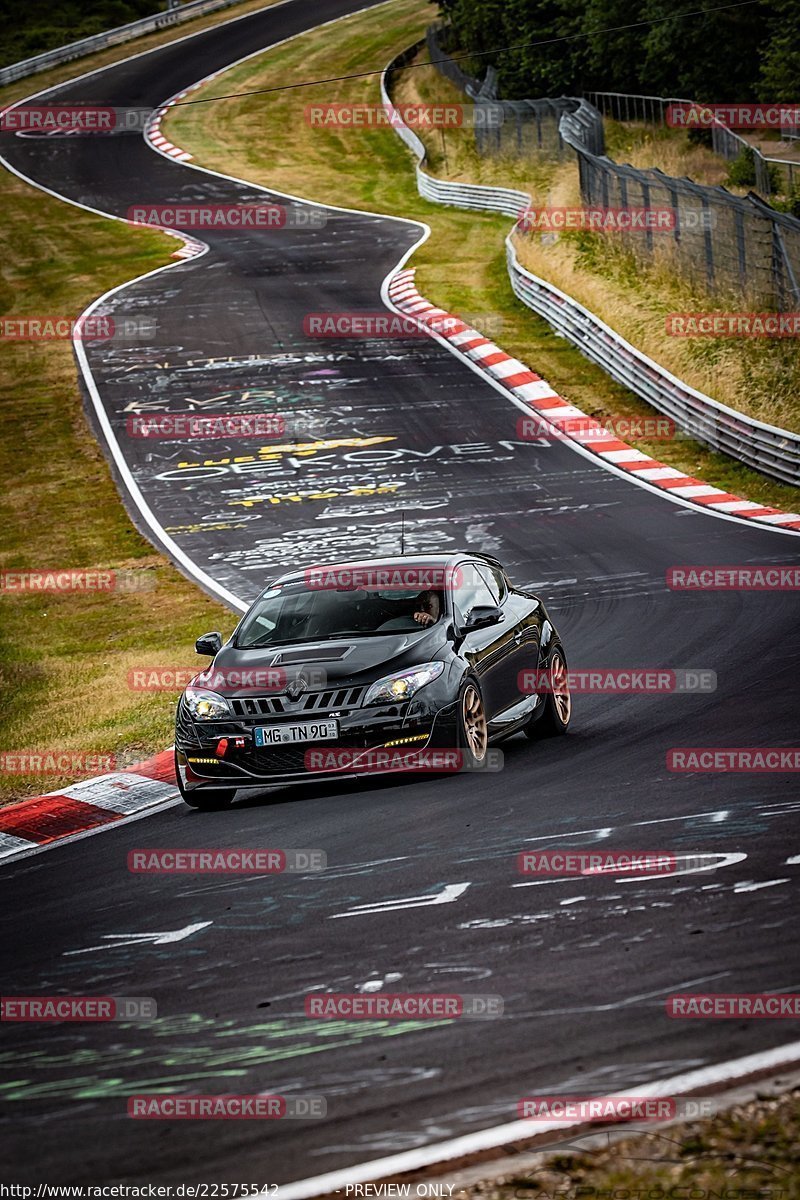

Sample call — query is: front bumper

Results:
[175,693,458,791]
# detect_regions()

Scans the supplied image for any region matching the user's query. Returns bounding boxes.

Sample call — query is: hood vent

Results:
[270,644,352,665]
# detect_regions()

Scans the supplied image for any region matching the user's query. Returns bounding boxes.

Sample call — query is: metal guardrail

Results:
[382,50,800,487]
[0,0,250,87]
[415,166,530,218]
[426,26,800,307]
[382,46,530,219]
[506,241,800,487]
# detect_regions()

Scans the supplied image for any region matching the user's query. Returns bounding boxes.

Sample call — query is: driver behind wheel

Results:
[413,589,442,627]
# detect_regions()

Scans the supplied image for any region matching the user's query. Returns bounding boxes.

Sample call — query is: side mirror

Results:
[195,631,222,656]
[463,605,502,632]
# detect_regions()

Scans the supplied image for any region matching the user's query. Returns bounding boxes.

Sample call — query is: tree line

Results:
[1,0,163,66]
[433,0,799,102]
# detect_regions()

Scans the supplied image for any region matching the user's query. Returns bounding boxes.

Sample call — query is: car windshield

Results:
[235,581,444,648]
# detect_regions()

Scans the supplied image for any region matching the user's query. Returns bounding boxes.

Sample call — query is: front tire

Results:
[182,789,236,810]
[526,645,571,738]
[457,678,488,767]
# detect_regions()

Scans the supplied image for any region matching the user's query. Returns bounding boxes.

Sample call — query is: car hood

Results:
[191,625,450,696]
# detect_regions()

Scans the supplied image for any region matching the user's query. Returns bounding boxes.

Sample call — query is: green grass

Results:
[166,0,799,511]
[0,7,311,802]
[0,174,233,802]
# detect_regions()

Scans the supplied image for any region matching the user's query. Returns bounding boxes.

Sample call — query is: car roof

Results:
[271,551,504,587]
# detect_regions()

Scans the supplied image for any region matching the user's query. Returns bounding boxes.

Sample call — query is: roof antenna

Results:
[400,510,406,556]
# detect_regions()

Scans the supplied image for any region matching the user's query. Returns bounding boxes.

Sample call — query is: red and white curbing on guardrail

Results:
[387,269,800,532]
[0,750,177,862]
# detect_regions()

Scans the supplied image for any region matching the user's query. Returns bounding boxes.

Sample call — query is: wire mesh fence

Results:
[426,26,604,161]
[384,45,800,482]
[426,25,800,307]
[586,91,799,197]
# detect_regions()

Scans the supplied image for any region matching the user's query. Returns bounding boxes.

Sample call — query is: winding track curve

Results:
[1,0,800,1187]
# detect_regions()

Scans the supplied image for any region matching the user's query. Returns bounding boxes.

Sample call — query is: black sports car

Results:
[174,552,570,808]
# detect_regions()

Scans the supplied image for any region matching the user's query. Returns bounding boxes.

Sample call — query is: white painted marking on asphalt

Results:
[613,852,748,883]
[330,883,470,918]
[358,972,403,993]
[522,810,730,844]
[513,877,588,888]
[523,827,614,843]
[64,921,212,954]
[274,1040,800,1198]
[733,879,790,893]
[786,855,800,865]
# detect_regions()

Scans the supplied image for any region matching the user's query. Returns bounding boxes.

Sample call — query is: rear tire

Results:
[175,750,236,809]
[526,645,571,738]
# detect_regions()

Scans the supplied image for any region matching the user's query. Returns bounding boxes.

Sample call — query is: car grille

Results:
[234,740,370,776]
[228,686,367,720]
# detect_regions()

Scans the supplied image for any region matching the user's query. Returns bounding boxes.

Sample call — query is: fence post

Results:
[668,186,681,248]
[702,196,715,289]
[734,208,747,293]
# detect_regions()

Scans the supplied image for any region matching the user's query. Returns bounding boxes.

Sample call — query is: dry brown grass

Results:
[392,49,800,434]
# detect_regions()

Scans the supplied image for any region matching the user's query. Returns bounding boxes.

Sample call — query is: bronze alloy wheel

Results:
[462,681,488,761]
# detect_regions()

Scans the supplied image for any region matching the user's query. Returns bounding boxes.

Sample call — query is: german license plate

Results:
[254,719,339,747]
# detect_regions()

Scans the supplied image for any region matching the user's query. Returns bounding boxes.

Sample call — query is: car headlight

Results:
[183,686,232,720]
[363,662,445,706]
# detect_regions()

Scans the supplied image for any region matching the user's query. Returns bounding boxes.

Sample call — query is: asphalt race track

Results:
[1,0,799,1187]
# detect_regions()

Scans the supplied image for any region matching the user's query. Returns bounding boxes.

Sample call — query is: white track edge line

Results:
[274,1039,800,1198]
